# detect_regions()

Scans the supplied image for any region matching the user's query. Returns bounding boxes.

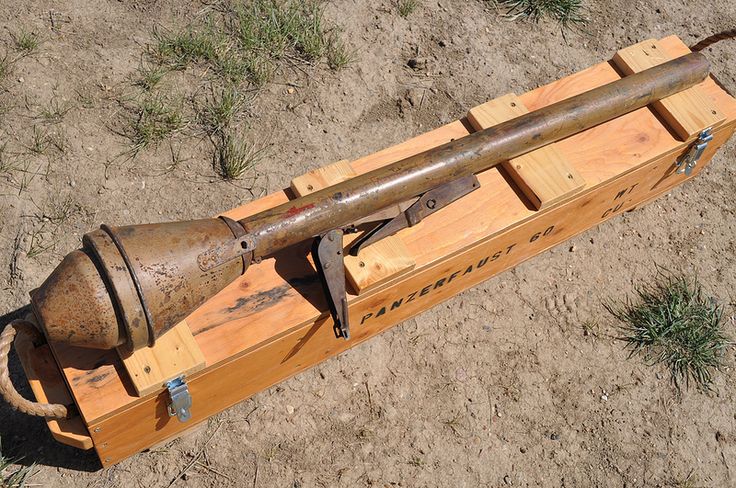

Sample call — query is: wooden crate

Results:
[17,36,736,467]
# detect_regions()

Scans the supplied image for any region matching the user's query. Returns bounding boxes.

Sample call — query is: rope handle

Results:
[690,28,736,52]
[0,319,69,419]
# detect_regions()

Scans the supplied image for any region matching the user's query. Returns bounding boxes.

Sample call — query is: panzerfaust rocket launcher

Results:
[31,53,710,351]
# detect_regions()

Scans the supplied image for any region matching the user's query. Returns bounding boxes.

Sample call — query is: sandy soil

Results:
[1,0,735,487]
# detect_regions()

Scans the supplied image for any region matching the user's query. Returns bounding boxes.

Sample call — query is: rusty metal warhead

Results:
[30,218,250,352]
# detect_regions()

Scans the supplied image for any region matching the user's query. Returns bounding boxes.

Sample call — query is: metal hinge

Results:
[166,376,192,422]
[676,128,713,176]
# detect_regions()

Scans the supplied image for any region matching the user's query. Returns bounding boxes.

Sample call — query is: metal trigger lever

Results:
[311,175,479,341]
[349,175,481,256]
[312,229,350,340]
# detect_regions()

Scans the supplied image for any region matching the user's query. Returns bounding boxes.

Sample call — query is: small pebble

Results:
[520,447,527,453]
[569,245,576,252]
[286,405,294,414]
[438,39,447,47]
[550,433,560,441]
[287,87,295,94]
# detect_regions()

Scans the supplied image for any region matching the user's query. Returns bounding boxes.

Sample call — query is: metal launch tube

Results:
[239,53,710,257]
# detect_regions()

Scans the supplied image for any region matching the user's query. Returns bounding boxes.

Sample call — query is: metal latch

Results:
[166,376,192,422]
[676,128,713,176]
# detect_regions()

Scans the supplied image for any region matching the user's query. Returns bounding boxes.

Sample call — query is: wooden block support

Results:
[117,320,205,397]
[291,160,416,294]
[467,93,585,209]
[612,39,726,140]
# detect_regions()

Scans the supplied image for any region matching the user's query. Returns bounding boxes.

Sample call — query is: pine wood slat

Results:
[117,320,205,397]
[468,93,585,209]
[612,38,726,140]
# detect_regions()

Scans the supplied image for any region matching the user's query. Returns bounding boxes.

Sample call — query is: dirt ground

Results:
[1,0,735,486]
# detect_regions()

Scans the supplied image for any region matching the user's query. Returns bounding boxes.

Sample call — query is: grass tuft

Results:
[130,95,187,151]
[326,32,351,70]
[152,25,221,69]
[11,30,40,55]
[152,0,345,86]
[498,0,585,26]
[216,130,266,180]
[38,97,72,124]
[26,126,51,155]
[135,63,169,91]
[0,439,36,488]
[200,86,248,134]
[397,0,419,17]
[606,272,732,391]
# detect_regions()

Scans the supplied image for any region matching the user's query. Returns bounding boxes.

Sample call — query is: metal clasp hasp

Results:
[676,128,713,176]
[166,376,192,422]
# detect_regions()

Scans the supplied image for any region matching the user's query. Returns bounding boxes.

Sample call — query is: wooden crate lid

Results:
[49,36,736,425]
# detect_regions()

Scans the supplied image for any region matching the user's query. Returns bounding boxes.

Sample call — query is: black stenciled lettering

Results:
[391,299,403,310]
[434,278,446,289]
[477,256,489,268]
[406,291,418,302]
[448,271,461,283]
[463,265,474,275]
[602,202,625,219]
[420,285,432,296]
[361,313,373,325]
[375,307,386,318]
[490,250,503,261]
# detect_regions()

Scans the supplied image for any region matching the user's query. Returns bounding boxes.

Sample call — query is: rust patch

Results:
[284,203,315,218]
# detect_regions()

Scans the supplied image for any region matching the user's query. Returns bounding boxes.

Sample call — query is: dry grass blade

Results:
[37,97,73,124]
[0,54,12,86]
[215,131,266,180]
[397,0,419,17]
[606,271,732,391]
[135,63,169,91]
[326,32,352,70]
[497,0,586,26]
[199,86,248,134]
[130,95,187,151]
[0,439,37,488]
[11,29,40,55]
